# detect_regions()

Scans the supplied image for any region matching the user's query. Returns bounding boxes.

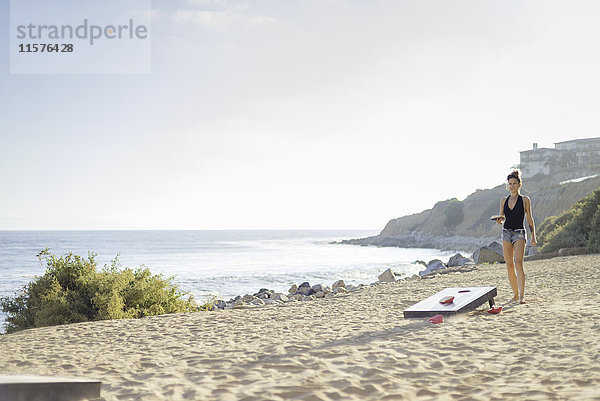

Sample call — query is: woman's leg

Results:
[502,240,518,301]
[513,239,526,303]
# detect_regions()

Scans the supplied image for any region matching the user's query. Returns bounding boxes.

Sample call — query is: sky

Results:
[2,0,600,230]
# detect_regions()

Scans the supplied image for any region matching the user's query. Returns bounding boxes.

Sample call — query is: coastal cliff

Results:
[344,175,600,252]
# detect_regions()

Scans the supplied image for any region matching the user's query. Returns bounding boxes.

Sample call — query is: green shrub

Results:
[1,250,196,333]
[444,198,464,227]
[198,294,221,311]
[538,186,600,252]
[587,206,600,253]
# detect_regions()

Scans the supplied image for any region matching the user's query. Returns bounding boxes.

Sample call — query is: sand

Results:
[1,254,600,400]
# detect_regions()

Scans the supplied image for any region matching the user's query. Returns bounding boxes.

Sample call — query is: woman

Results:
[496,170,536,304]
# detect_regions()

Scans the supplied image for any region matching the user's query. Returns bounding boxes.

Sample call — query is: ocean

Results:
[0,230,462,331]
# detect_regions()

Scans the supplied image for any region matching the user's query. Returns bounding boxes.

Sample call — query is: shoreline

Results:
[2,253,599,400]
[0,233,461,333]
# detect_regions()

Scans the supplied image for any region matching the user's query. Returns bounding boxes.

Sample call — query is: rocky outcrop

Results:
[341,175,600,252]
[340,233,495,253]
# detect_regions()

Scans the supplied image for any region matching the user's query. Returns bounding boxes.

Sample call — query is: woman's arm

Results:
[497,198,506,224]
[524,196,537,246]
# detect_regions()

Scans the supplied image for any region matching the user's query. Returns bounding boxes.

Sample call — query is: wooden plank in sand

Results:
[403,286,497,318]
[0,375,101,401]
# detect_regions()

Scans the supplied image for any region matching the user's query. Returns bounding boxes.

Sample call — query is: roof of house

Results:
[520,147,562,154]
[554,137,600,145]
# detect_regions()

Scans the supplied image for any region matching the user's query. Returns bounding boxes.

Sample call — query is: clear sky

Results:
[2,0,600,230]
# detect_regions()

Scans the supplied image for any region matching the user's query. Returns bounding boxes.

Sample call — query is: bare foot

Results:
[519,299,526,304]
[503,298,519,306]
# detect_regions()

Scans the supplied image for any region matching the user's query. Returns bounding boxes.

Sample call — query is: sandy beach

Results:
[1,254,600,401]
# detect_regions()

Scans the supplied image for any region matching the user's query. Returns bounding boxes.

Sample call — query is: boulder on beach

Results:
[272,293,289,302]
[447,253,475,267]
[255,289,271,299]
[288,284,298,294]
[241,294,255,303]
[419,260,447,276]
[378,268,396,283]
[312,284,325,294]
[296,286,314,296]
[332,280,345,289]
[473,242,505,264]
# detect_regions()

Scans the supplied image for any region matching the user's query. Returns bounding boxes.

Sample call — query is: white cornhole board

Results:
[0,375,101,401]
[403,286,497,318]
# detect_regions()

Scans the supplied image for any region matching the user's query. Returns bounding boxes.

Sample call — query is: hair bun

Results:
[507,169,522,182]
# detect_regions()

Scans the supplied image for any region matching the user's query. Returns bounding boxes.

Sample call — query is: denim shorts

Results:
[502,228,527,244]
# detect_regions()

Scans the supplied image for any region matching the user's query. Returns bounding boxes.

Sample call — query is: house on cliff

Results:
[520,137,600,178]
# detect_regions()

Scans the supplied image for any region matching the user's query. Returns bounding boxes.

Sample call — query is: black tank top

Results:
[503,195,525,230]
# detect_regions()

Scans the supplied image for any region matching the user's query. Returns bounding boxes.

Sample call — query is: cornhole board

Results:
[0,375,101,401]
[403,286,497,318]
